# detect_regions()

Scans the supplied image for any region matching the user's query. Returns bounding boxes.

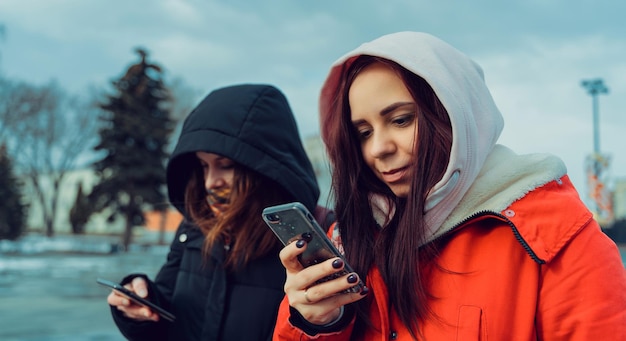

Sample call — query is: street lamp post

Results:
[581,78,611,224]
[581,79,608,155]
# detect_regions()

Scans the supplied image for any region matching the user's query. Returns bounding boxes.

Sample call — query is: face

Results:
[348,62,418,198]
[196,151,235,213]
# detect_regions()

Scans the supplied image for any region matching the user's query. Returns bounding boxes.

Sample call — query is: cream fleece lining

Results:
[432,144,567,242]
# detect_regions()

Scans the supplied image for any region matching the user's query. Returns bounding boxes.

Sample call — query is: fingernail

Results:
[301,232,312,242]
[347,274,357,283]
[137,289,147,297]
[295,240,306,248]
[332,258,344,269]
[360,286,369,296]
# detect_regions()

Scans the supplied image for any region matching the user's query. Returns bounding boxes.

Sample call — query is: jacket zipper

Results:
[431,210,546,264]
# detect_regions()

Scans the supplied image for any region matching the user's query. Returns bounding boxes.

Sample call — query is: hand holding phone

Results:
[262,202,366,294]
[97,278,176,322]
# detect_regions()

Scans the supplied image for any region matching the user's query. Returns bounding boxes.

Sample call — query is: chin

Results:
[390,186,410,198]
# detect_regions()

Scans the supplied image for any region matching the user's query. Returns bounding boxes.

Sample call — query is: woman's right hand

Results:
[107,277,159,322]
[279,238,368,325]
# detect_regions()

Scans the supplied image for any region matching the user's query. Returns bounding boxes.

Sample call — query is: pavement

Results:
[0,248,167,341]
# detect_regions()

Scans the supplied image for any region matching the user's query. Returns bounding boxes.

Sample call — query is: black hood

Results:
[166,84,320,214]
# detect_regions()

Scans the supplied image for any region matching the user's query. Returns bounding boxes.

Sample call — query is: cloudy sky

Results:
[1,0,624,208]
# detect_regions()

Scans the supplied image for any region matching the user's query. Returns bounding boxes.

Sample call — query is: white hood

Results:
[320,31,505,237]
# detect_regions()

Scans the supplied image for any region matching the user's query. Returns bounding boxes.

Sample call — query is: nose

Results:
[368,130,396,159]
[204,170,226,190]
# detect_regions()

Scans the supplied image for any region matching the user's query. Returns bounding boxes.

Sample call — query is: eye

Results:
[355,126,372,141]
[218,160,235,169]
[391,113,415,127]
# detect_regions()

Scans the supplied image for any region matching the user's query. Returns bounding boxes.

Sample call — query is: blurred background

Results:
[0,1,625,340]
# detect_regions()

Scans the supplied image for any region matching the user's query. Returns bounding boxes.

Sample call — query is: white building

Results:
[21,134,334,235]
[22,167,126,234]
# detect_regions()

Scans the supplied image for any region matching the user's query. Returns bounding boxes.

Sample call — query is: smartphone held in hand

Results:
[262,202,366,293]
[96,278,176,322]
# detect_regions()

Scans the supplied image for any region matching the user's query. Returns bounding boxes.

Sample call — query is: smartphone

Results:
[96,278,176,322]
[262,202,365,293]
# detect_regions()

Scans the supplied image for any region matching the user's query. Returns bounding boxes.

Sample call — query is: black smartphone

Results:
[262,202,365,293]
[96,278,176,322]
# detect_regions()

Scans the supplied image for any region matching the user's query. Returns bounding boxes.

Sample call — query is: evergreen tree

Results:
[0,144,28,240]
[90,48,174,250]
[69,181,90,234]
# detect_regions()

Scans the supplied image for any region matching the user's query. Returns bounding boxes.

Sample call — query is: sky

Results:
[1,0,625,209]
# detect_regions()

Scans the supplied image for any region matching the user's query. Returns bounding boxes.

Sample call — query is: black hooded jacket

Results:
[111,84,321,340]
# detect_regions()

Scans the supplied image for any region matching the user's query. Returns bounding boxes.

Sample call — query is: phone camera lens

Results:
[301,232,312,242]
[265,213,281,223]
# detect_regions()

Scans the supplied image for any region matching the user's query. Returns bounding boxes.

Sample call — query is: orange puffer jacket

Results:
[273,176,626,340]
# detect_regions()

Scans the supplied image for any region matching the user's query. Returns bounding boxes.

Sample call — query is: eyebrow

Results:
[352,101,415,125]
[380,102,415,116]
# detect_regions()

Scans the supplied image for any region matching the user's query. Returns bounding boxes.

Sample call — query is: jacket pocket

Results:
[456,305,484,341]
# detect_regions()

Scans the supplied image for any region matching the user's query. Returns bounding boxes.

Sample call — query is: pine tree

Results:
[0,144,28,240]
[69,181,90,234]
[90,48,174,250]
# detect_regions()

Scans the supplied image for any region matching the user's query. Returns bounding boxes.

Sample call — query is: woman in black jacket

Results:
[106,84,323,340]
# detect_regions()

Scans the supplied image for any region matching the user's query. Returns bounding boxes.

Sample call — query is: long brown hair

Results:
[324,56,452,339]
[184,158,295,269]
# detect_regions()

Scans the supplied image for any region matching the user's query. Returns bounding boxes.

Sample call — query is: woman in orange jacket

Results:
[273,32,626,340]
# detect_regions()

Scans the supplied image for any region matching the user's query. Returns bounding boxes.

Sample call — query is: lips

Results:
[380,166,409,184]
[206,188,231,217]
[206,188,231,205]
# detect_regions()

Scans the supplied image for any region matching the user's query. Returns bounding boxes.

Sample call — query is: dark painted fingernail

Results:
[347,274,358,283]
[360,286,369,295]
[301,232,312,242]
[332,258,344,269]
[295,240,306,248]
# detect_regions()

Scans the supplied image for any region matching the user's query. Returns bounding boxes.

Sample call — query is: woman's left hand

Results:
[279,238,367,325]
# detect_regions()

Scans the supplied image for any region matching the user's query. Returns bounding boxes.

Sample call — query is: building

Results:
[303,134,333,206]
[22,167,126,234]
[613,178,626,221]
[21,134,334,237]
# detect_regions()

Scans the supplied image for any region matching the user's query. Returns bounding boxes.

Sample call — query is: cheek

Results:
[400,127,418,155]
[224,170,235,187]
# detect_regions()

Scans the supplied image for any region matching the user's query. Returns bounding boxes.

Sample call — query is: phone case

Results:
[262,202,365,293]
[96,278,176,322]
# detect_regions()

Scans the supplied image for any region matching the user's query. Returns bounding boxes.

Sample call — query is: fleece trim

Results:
[435,144,567,240]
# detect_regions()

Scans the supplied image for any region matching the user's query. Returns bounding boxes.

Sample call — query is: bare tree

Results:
[0,79,45,144]
[5,80,99,236]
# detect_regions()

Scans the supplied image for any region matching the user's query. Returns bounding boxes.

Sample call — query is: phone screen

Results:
[262,202,365,293]
[96,278,176,322]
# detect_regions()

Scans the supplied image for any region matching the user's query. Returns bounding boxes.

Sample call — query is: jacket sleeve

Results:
[110,220,190,341]
[272,295,355,341]
[536,220,626,340]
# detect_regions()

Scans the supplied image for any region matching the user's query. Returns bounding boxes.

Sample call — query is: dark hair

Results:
[184,157,294,269]
[325,55,452,339]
